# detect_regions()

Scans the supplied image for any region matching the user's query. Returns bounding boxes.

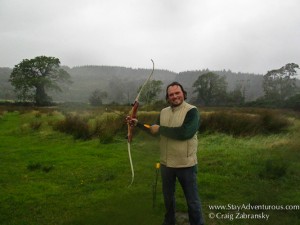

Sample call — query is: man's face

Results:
[167,85,184,107]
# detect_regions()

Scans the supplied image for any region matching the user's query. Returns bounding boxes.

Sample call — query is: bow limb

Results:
[127,124,134,186]
[135,59,155,102]
[127,141,134,186]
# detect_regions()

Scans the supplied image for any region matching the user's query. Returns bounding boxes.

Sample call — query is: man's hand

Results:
[126,116,138,127]
[150,124,160,134]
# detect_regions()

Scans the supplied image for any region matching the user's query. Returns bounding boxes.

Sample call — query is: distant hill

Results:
[57,66,178,103]
[0,65,266,103]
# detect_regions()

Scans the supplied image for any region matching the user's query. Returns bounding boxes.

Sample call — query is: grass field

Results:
[0,106,300,225]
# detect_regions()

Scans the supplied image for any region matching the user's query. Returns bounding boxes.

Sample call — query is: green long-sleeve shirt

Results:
[157,107,200,140]
[136,107,200,140]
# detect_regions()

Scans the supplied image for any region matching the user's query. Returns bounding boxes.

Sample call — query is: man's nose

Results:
[173,93,179,98]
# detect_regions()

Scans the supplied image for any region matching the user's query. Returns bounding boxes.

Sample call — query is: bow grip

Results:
[131,100,139,119]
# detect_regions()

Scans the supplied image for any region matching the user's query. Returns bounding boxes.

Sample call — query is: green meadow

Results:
[0,106,299,225]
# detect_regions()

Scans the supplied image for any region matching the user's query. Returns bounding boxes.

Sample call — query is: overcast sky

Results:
[1,0,299,74]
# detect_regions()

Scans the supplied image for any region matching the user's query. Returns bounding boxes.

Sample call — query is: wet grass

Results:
[0,107,299,225]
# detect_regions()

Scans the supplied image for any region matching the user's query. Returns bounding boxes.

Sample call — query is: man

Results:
[132,82,205,225]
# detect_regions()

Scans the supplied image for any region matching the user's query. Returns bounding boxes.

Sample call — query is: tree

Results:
[263,63,299,102]
[226,81,245,105]
[89,89,107,106]
[193,72,227,106]
[283,94,300,110]
[137,80,163,104]
[9,56,72,106]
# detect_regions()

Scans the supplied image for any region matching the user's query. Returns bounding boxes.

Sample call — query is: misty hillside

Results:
[176,70,264,102]
[0,65,266,104]
[58,66,178,103]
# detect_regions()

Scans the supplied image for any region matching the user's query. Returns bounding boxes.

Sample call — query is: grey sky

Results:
[1,0,299,74]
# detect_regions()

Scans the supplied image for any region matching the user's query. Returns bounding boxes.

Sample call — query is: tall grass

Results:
[53,113,91,140]
[51,110,159,142]
[200,109,291,136]
[52,108,292,142]
[93,112,126,143]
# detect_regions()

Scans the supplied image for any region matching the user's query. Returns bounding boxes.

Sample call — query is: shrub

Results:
[30,120,43,130]
[259,110,291,133]
[200,112,261,136]
[199,109,290,136]
[93,113,125,144]
[34,111,42,118]
[283,94,300,111]
[53,114,91,140]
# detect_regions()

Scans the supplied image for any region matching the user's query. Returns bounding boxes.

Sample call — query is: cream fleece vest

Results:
[159,101,198,168]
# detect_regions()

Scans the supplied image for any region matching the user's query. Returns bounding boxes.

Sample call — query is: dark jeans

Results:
[161,165,204,225]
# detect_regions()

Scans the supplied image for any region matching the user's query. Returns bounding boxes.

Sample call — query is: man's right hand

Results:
[150,124,160,134]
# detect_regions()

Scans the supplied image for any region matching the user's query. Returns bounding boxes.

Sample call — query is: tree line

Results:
[5,56,300,110]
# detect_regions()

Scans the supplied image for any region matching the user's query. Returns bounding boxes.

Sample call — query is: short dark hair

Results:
[165,81,187,100]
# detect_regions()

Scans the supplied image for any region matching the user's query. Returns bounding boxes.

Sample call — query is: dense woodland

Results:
[0,65,268,104]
